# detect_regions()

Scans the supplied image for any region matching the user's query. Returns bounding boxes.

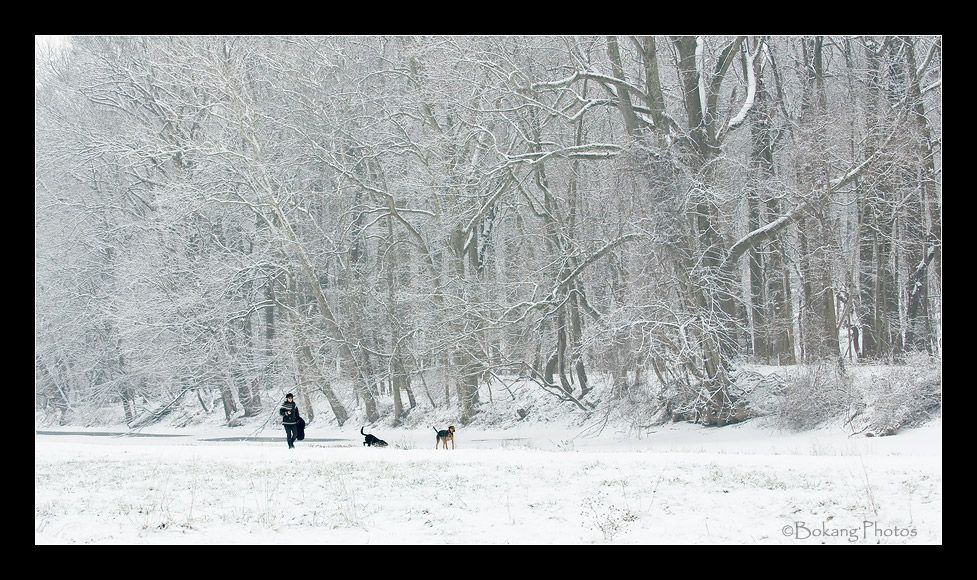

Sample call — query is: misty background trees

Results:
[35,35,942,428]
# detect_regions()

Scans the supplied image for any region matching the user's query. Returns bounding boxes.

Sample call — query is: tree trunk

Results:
[746,59,794,364]
[857,37,904,359]
[317,379,349,427]
[219,386,235,422]
[901,36,940,353]
[233,318,262,417]
[453,346,480,424]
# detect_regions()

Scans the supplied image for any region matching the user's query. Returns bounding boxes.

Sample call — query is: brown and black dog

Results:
[434,426,456,449]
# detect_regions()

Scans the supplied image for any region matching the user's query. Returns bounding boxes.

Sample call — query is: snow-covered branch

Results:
[725,38,762,130]
[506,143,623,165]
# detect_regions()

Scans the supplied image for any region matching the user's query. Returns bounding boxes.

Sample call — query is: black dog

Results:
[361,426,388,447]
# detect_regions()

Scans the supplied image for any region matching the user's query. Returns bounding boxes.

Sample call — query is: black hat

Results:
[285,393,294,398]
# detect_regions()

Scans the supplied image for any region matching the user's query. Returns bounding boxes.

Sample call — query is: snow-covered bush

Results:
[769,362,861,431]
[735,355,941,434]
[860,354,942,436]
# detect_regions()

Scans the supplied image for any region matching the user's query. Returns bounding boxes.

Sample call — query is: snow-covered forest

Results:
[35,36,942,434]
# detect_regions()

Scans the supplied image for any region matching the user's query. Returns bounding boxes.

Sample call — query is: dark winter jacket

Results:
[280,400,300,425]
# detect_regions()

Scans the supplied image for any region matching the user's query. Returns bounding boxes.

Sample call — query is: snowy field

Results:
[35,417,941,545]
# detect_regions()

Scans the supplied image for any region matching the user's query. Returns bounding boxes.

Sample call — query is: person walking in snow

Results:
[280,393,301,449]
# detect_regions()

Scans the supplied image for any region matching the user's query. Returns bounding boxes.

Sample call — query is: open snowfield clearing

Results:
[34,418,941,544]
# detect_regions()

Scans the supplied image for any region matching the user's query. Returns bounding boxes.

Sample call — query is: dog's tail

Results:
[361,426,366,436]
[433,427,438,433]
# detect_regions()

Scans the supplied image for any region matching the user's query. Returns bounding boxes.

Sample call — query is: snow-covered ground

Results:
[35,416,941,544]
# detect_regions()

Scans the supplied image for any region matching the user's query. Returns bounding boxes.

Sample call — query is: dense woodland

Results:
[34,36,942,429]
